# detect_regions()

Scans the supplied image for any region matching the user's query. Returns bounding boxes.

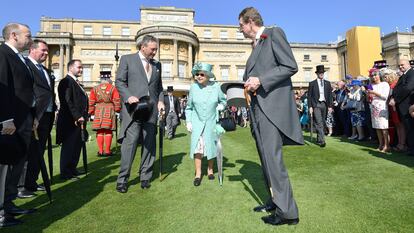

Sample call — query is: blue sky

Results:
[1,0,413,43]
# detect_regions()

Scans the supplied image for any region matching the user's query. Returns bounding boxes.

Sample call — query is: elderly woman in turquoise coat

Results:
[185,62,227,186]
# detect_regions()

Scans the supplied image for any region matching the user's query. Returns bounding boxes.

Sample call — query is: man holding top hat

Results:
[88,71,121,157]
[115,35,164,193]
[238,7,304,226]
[308,65,333,147]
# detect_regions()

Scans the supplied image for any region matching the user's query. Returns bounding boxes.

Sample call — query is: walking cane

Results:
[34,130,52,203]
[159,109,165,181]
[80,124,88,175]
[47,134,53,183]
[310,110,314,142]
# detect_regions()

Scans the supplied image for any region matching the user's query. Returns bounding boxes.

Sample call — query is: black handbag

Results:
[219,117,236,131]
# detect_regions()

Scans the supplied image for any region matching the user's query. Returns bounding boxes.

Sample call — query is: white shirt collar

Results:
[68,74,78,81]
[255,26,266,40]
[4,42,19,53]
[138,51,148,61]
[28,56,39,66]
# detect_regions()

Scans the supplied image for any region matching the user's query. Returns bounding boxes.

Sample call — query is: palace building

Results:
[5,6,414,94]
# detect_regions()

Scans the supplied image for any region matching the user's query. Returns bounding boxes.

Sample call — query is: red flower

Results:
[260,33,268,40]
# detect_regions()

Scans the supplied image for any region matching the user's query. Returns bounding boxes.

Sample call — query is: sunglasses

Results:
[195,73,205,77]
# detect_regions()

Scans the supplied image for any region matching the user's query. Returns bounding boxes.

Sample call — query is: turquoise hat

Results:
[191,62,215,79]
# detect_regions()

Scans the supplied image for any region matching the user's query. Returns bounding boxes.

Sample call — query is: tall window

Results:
[220,30,228,40]
[103,26,112,36]
[178,62,186,79]
[84,26,92,35]
[100,64,112,72]
[121,27,130,37]
[82,65,93,82]
[304,68,312,82]
[237,66,245,80]
[304,54,310,61]
[203,29,212,39]
[161,61,172,79]
[321,55,328,62]
[220,66,230,81]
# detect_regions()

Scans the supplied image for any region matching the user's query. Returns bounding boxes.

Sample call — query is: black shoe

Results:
[0,215,23,227]
[104,152,113,157]
[6,205,36,216]
[141,180,151,189]
[17,190,37,199]
[74,170,86,176]
[37,185,46,192]
[60,175,80,181]
[193,177,201,186]
[261,214,299,226]
[116,183,128,193]
[97,152,103,157]
[319,142,326,147]
[208,174,215,180]
[253,203,276,212]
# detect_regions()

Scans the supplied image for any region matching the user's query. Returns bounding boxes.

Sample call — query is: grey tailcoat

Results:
[244,27,304,145]
[115,53,164,143]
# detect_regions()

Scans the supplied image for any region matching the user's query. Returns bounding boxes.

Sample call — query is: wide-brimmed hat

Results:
[191,62,215,79]
[315,65,325,74]
[220,81,247,108]
[347,79,362,87]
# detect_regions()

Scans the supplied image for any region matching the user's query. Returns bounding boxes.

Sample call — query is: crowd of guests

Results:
[296,60,414,155]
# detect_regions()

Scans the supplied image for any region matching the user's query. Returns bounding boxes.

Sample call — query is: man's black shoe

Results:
[253,203,276,212]
[193,177,201,186]
[319,142,326,147]
[17,190,37,199]
[37,185,46,192]
[6,206,36,216]
[60,175,80,181]
[0,215,23,227]
[116,183,128,193]
[261,214,299,226]
[141,180,151,189]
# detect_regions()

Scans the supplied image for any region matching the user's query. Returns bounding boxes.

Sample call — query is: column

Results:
[188,43,193,79]
[59,44,65,80]
[156,40,160,61]
[173,39,178,79]
[66,44,71,62]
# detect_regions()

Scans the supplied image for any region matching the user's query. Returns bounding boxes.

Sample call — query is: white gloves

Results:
[216,104,225,111]
[186,122,192,132]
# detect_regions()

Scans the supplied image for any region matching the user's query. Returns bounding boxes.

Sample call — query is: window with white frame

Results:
[84,26,92,35]
[178,62,186,79]
[161,61,172,79]
[220,30,228,40]
[121,27,130,37]
[82,65,93,82]
[237,66,245,80]
[220,66,230,81]
[304,54,310,61]
[321,55,328,62]
[100,64,112,72]
[304,68,312,82]
[236,31,244,40]
[103,26,112,36]
[204,29,212,39]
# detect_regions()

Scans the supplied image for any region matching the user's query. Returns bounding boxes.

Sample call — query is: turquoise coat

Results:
[185,81,227,160]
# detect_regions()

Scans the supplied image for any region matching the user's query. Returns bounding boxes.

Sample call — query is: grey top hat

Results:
[220,81,247,107]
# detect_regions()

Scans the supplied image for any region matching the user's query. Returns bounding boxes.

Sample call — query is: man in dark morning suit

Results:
[239,7,304,226]
[307,65,333,147]
[19,39,56,197]
[115,35,165,193]
[390,59,414,155]
[56,59,89,180]
[163,86,181,139]
[0,23,36,227]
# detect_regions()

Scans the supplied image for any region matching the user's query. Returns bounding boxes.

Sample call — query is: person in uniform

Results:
[88,71,121,157]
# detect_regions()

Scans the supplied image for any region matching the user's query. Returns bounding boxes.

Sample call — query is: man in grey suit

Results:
[115,35,164,193]
[239,7,304,226]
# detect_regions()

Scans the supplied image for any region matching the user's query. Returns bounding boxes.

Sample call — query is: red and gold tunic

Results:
[88,83,121,130]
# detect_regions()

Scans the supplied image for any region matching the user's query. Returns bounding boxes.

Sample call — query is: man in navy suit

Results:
[20,39,56,197]
[0,22,35,227]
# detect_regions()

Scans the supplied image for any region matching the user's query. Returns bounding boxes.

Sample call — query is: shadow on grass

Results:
[227,159,268,205]
[129,152,186,185]
[14,154,121,233]
[362,147,414,168]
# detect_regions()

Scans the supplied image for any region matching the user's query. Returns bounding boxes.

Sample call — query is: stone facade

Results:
[28,6,414,93]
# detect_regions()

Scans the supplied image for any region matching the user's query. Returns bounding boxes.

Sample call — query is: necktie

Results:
[145,61,150,73]
[36,64,50,86]
[320,79,324,87]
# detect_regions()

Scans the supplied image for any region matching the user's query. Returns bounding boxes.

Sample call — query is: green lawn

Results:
[4,124,414,233]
